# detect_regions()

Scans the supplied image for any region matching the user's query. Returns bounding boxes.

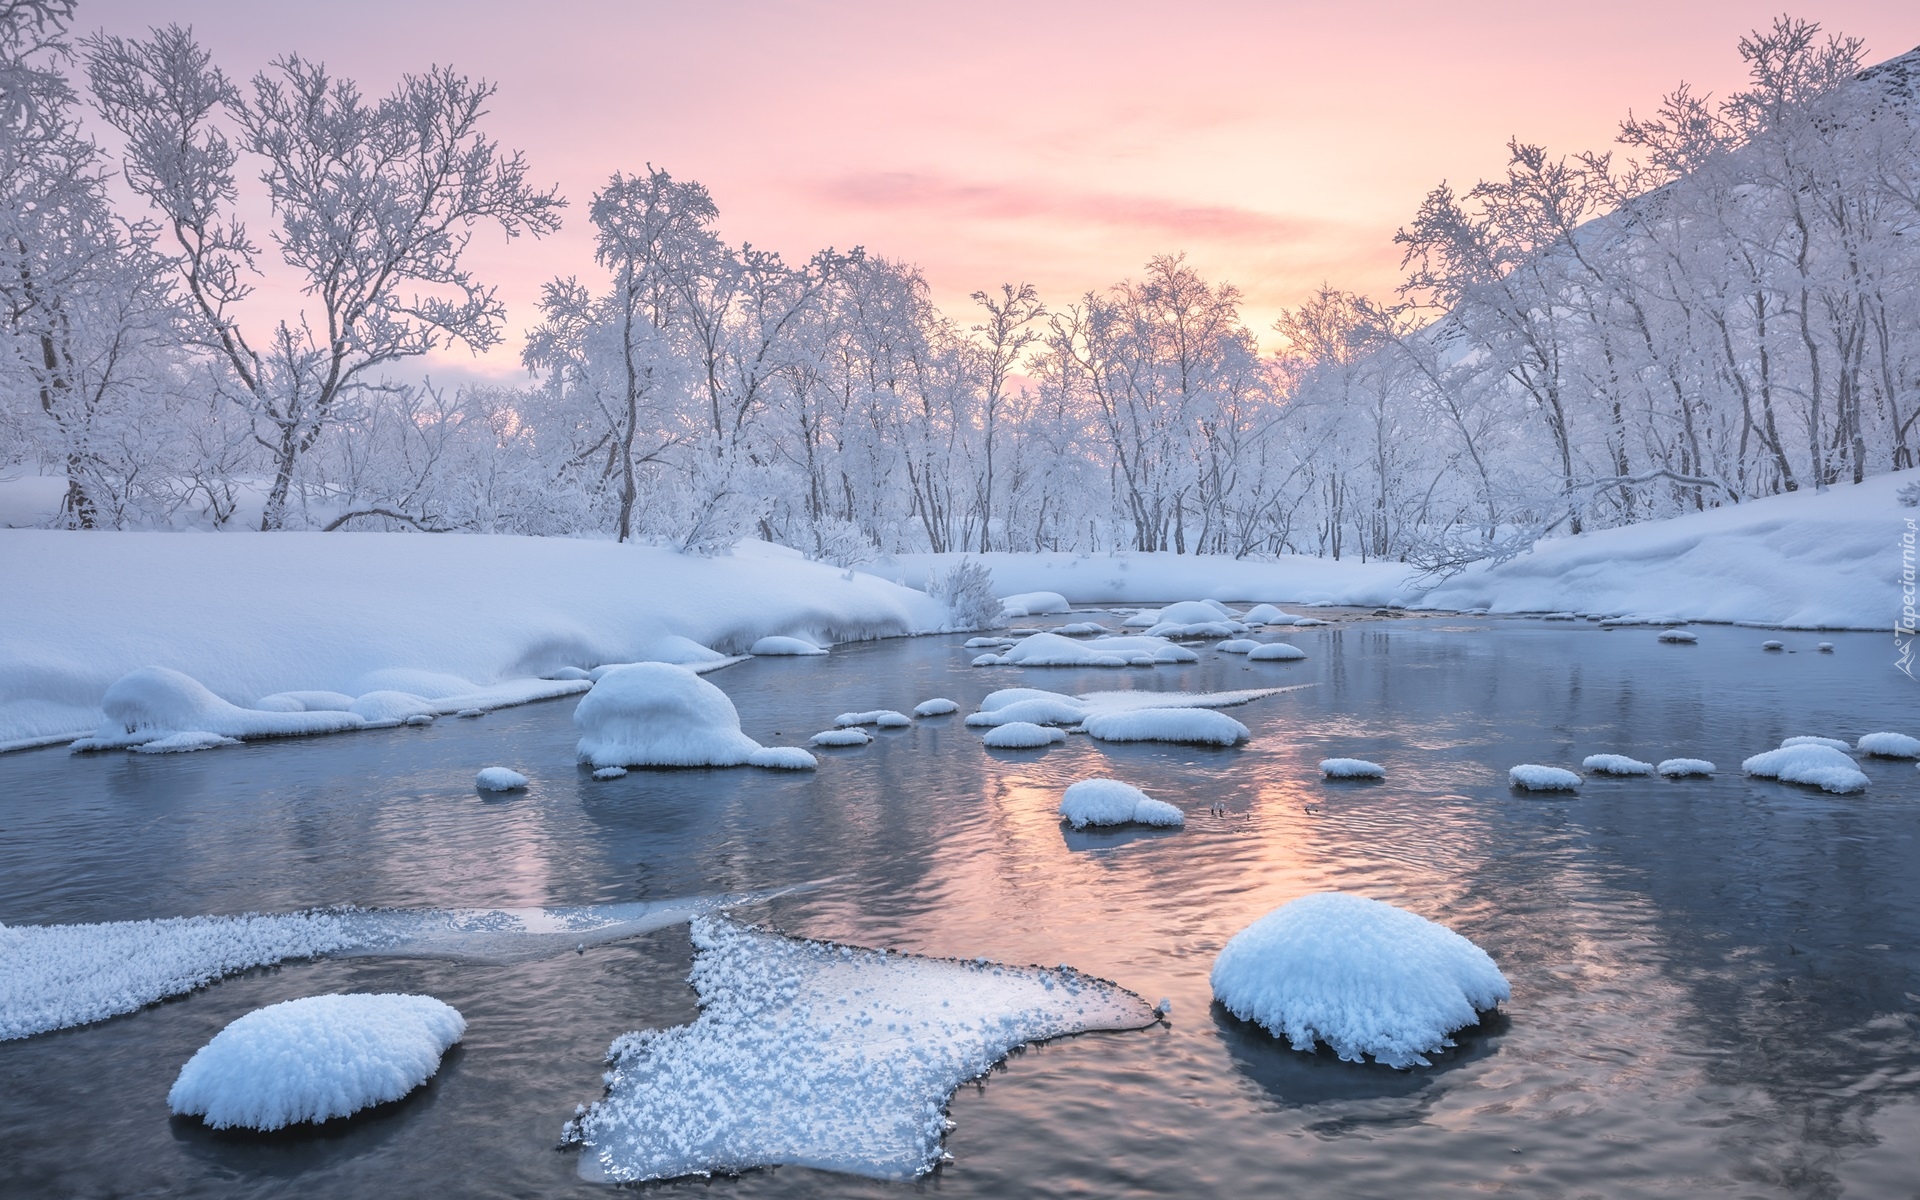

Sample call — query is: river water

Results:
[2,616,1916,1198]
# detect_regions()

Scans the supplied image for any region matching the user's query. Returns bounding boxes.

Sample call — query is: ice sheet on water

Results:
[0,893,774,1040]
[565,917,1156,1182]
[169,993,464,1130]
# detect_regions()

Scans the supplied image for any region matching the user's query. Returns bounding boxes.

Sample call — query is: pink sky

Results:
[82,0,1919,383]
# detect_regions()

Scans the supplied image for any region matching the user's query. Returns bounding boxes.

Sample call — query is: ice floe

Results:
[1582,754,1654,776]
[475,767,529,791]
[750,636,827,656]
[1857,732,1920,758]
[563,917,1155,1182]
[980,722,1066,748]
[168,993,464,1130]
[1320,758,1385,779]
[574,664,775,769]
[834,710,912,728]
[1742,744,1869,793]
[1657,758,1716,777]
[1209,893,1509,1069]
[1082,708,1249,746]
[1509,765,1582,791]
[912,698,958,717]
[1057,779,1184,828]
[1246,642,1307,661]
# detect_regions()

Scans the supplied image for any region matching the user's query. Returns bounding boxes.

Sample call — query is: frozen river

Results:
[2,615,1917,1198]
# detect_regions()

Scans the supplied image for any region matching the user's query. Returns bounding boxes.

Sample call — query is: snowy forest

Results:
[3,3,1917,569]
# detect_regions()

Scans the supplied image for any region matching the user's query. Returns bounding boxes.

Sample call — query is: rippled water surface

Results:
[3,616,1918,1198]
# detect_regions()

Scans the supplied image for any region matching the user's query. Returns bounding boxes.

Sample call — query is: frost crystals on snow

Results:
[169,994,464,1130]
[564,917,1155,1182]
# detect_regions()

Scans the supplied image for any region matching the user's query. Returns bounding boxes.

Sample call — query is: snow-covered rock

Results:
[911,698,957,717]
[746,746,818,770]
[964,694,1091,727]
[1145,620,1244,639]
[564,917,1153,1182]
[1762,639,1785,651]
[1582,754,1654,776]
[1246,642,1307,662]
[169,993,465,1130]
[980,722,1066,748]
[592,766,629,779]
[750,636,826,656]
[1057,778,1184,828]
[574,663,763,769]
[1742,744,1869,793]
[1857,732,1920,758]
[834,710,911,728]
[1209,893,1509,1069]
[1509,765,1581,791]
[1216,639,1260,654]
[1241,604,1298,625]
[1320,758,1384,779]
[1000,590,1069,617]
[475,767,529,791]
[1657,629,1697,644]
[1781,735,1852,751]
[1053,621,1108,636]
[1082,708,1249,747]
[809,728,871,747]
[1158,600,1234,623]
[1657,758,1716,777]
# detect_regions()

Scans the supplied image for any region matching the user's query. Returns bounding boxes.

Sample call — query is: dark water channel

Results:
[2,616,1917,1198]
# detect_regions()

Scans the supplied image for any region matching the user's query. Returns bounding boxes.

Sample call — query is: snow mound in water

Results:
[834,710,911,728]
[475,767,528,791]
[1083,708,1249,746]
[574,664,764,769]
[1657,629,1698,644]
[1742,744,1868,794]
[1509,765,1581,791]
[1320,758,1384,779]
[72,666,365,750]
[1000,590,1070,617]
[1156,600,1232,624]
[746,746,817,770]
[981,722,1065,748]
[565,917,1155,1182]
[1054,621,1108,636]
[1246,642,1307,662]
[809,728,871,747]
[965,694,1090,727]
[1058,779,1184,828]
[592,766,628,779]
[994,632,1126,667]
[1241,604,1299,625]
[1146,620,1244,639]
[1857,732,1920,758]
[1216,639,1260,654]
[1762,639,1785,651]
[912,698,957,717]
[1209,893,1509,1069]
[1582,754,1654,776]
[1781,735,1851,751]
[168,994,464,1130]
[750,636,826,656]
[1657,758,1715,777]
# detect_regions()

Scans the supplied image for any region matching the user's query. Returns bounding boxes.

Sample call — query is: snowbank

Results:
[168,994,464,1130]
[1582,754,1653,776]
[1082,708,1249,746]
[475,767,528,791]
[69,666,365,751]
[1209,893,1509,1069]
[1320,758,1385,779]
[1509,765,1581,791]
[1742,744,1869,794]
[1058,779,1185,829]
[0,532,947,749]
[564,917,1155,1182]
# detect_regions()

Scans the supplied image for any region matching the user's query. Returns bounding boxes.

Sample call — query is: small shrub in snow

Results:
[809,728,871,747]
[1657,758,1715,777]
[1083,708,1249,746]
[1857,732,1920,758]
[980,721,1065,748]
[750,636,827,656]
[1058,778,1184,828]
[1320,758,1385,779]
[1509,764,1581,791]
[1898,479,1920,507]
[745,747,817,770]
[1781,735,1851,751]
[1582,754,1653,776]
[1742,745,1868,793]
[1247,642,1307,662]
[1209,893,1509,1069]
[912,698,958,717]
[168,994,465,1130]
[834,710,911,728]
[475,767,528,791]
[930,559,1004,631]
[1657,629,1697,644]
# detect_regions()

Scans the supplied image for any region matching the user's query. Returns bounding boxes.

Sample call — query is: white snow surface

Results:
[1742,745,1870,794]
[168,993,465,1130]
[1,532,946,749]
[999,590,1070,617]
[750,636,827,656]
[1509,765,1582,791]
[911,698,957,717]
[1246,642,1308,661]
[134,731,242,753]
[1058,779,1185,829]
[1241,604,1299,625]
[1858,732,1920,758]
[1583,754,1654,776]
[834,710,911,728]
[1320,758,1385,779]
[1781,735,1852,751]
[1657,758,1717,777]
[889,471,1910,631]
[566,917,1155,1182]
[1209,893,1510,1069]
[475,767,528,791]
[1082,708,1250,746]
[1657,629,1698,643]
[809,728,871,747]
[574,664,777,769]
[980,722,1066,748]
[976,631,1197,668]
[746,746,818,770]
[1216,639,1260,654]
